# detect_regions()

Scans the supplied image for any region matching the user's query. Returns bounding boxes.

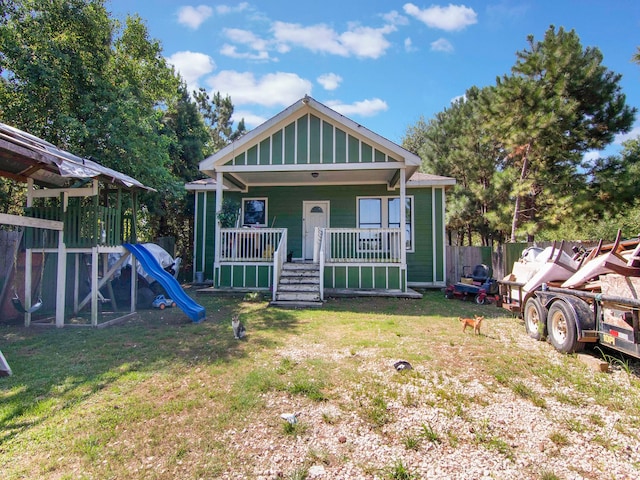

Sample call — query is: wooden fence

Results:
[445,241,598,284]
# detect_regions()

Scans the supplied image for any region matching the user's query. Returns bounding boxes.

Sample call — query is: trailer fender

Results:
[535,293,595,341]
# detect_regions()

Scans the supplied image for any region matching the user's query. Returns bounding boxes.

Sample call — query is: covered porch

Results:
[210,225,413,301]
[189,96,451,302]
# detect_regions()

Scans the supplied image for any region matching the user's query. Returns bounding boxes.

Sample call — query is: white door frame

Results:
[302,201,330,261]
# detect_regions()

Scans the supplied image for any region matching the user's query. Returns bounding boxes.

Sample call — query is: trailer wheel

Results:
[547,302,584,354]
[474,294,486,305]
[445,290,454,299]
[524,298,546,341]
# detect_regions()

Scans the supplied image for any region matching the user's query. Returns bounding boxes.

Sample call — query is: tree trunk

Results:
[510,144,530,242]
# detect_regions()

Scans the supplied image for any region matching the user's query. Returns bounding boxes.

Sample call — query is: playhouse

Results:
[0,122,180,327]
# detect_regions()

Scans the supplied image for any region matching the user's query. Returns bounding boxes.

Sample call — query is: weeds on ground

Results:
[2,290,640,479]
[287,466,309,480]
[282,419,308,436]
[548,431,569,446]
[381,460,418,480]
[539,471,561,480]
[420,421,441,444]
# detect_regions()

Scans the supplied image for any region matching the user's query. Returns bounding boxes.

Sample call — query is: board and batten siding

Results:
[194,184,447,287]
[227,113,400,167]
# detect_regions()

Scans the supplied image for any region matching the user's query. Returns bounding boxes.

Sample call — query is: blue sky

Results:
[106,1,640,157]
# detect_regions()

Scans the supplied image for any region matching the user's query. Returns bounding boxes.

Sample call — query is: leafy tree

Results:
[404,26,635,245]
[0,0,115,217]
[154,82,210,264]
[483,26,635,241]
[403,87,505,245]
[194,89,246,154]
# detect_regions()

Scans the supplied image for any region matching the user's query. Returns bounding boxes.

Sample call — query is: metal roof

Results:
[0,122,153,190]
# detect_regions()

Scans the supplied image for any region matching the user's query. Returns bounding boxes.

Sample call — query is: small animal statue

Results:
[459,315,484,335]
[231,315,246,339]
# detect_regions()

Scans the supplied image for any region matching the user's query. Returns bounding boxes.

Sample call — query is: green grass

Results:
[1,290,639,479]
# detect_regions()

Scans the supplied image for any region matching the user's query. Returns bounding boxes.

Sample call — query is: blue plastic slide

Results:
[124,243,206,323]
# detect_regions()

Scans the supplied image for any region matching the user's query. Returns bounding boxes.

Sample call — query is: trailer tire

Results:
[547,301,584,354]
[524,298,546,341]
[474,294,486,305]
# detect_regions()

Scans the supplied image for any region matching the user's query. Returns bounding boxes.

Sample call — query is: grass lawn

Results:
[1,290,639,479]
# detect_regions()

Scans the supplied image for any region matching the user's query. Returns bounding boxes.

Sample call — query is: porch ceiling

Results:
[221,164,410,190]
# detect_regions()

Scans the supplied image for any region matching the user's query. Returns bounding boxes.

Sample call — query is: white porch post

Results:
[399,168,407,267]
[214,171,223,286]
[399,168,407,291]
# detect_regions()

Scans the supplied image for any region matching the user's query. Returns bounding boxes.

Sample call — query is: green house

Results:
[187,96,455,304]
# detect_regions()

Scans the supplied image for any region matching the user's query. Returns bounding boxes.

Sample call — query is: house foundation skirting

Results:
[323,264,406,291]
[216,262,273,289]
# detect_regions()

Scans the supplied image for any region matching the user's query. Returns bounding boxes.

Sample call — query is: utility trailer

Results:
[499,236,640,358]
[501,279,640,357]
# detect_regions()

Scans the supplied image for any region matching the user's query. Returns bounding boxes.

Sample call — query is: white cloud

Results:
[166,51,216,90]
[205,71,312,107]
[177,5,213,30]
[614,126,640,144]
[223,28,270,53]
[340,24,395,59]
[583,150,601,163]
[326,98,388,117]
[403,3,478,31]
[431,37,454,53]
[215,2,249,15]
[220,28,273,60]
[272,21,395,59]
[232,109,268,129]
[404,37,417,52]
[220,44,271,61]
[382,10,409,26]
[317,73,343,91]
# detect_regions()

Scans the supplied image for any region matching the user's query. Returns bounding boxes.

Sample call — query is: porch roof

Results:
[198,96,429,191]
[184,171,456,192]
[0,122,153,191]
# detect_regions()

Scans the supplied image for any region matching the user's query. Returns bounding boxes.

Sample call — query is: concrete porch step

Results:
[278,284,319,293]
[281,268,319,278]
[275,291,321,302]
[280,276,320,285]
[283,262,319,270]
[269,300,324,309]
[271,262,322,308]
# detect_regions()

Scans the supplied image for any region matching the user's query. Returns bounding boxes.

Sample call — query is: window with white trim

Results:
[357,196,414,251]
[242,198,267,226]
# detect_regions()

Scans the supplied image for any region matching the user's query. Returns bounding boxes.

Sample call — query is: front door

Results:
[303,201,329,260]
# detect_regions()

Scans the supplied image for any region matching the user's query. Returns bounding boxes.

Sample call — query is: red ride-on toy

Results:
[444,264,499,305]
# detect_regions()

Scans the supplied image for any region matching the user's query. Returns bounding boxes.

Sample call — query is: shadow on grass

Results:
[321,289,505,319]
[0,292,301,445]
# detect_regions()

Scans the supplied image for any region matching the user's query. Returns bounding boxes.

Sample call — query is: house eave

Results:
[198,96,422,174]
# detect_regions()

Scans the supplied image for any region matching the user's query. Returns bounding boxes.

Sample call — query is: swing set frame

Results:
[0,213,64,325]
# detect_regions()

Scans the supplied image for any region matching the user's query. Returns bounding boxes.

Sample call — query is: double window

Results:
[357,196,413,251]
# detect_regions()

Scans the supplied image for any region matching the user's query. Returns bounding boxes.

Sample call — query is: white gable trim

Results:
[199,96,421,173]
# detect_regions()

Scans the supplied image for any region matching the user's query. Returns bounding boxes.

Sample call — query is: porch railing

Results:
[220,228,286,262]
[318,229,326,300]
[320,228,402,263]
[25,205,124,248]
[272,229,288,301]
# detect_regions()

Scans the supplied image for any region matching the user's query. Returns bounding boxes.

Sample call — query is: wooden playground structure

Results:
[0,122,153,328]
